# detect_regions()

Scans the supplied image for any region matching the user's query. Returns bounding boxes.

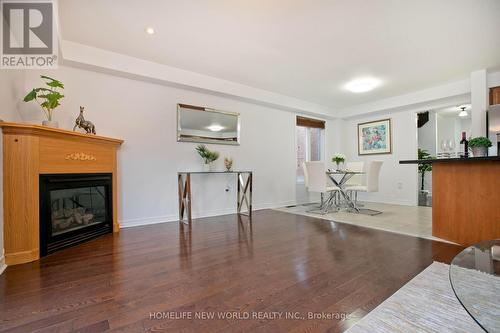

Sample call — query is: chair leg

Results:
[353,191,364,208]
[306,192,336,214]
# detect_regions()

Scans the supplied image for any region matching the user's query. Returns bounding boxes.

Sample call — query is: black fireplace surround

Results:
[39,173,113,256]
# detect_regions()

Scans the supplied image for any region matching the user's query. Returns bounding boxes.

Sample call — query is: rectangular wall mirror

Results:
[177,104,240,145]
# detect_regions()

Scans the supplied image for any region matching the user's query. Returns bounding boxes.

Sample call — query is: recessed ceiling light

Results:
[207,124,224,132]
[145,27,155,35]
[344,78,381,93]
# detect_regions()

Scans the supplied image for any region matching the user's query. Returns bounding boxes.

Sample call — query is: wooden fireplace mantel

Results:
[0,122,123,265]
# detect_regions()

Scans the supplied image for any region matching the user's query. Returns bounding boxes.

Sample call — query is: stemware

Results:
[440,140,449,152]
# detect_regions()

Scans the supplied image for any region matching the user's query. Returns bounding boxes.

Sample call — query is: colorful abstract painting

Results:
[358,119,392,155]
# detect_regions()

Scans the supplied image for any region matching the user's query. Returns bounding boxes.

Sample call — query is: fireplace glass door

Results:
[40,174,113,256]
[50,185,107,236]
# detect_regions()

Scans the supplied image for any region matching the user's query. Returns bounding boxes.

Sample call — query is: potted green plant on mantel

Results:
[418,148,434,206]
[468,137,492,157]
[23,75,65,128]
[195,144,219,171]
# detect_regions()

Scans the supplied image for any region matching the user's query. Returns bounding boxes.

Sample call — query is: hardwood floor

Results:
[0,210,463,333]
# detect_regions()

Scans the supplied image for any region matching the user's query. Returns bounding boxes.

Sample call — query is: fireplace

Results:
[39,173,113,256]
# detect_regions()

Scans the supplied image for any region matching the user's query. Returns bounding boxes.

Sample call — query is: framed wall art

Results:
[358,118,392,155]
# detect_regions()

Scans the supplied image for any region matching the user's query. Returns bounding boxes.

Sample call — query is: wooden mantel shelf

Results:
[0,122,124,145]
[1,122,124,265]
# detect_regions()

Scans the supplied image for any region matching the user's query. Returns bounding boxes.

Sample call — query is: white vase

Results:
[202,163,211,172]
[42,120,59,128]
[471,146,487,157]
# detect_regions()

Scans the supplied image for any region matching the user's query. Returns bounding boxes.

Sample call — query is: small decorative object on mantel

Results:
[332,153,346,171]
[23,75,64,128]
[224,157,233,171]
[73,106,96,134]
[468,137,492,157]
[195,144,219,172]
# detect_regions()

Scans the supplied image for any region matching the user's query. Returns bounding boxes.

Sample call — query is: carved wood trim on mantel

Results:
[0,122,124,266]
[65,153,97,161]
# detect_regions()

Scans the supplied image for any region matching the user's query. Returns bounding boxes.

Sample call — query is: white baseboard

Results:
[0,251,6,275]
[119,200,297,229]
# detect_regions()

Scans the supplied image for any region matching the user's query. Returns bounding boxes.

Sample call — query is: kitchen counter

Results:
[400,156,500,246]
[399,155,500,164]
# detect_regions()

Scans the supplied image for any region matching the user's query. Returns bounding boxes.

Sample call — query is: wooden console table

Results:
[177,171,253,225]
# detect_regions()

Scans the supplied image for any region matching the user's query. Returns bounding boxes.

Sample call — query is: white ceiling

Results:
[434,103,471,118]
[59,0,500,109]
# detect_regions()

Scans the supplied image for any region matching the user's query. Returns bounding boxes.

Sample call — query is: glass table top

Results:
[326,170,365,174]
[450,239,500,332]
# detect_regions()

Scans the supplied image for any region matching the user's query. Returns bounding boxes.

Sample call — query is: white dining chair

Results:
[305,161,340,214]
[302,162,324,208]
[345,161,364,186]
[344,161,364,206]
[345,161,383,215]
[302,162,309,189]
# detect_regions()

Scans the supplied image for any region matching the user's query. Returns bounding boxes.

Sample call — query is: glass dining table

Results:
[325,170,364,213]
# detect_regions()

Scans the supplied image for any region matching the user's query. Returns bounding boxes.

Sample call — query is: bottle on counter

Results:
[459,132,468,158]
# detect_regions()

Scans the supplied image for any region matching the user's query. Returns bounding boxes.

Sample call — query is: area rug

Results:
[450,264,500,330]
[345,262,483,333]
[274,203,450,243]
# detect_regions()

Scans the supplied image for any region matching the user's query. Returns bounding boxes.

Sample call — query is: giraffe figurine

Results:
[73,106,96,134]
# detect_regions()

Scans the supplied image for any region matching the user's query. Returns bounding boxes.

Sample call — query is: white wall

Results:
[17,66,332,227]
[470,70,488,137]
[436,114,461,151]
[436,114,472,152]
[460,118,472,135]
[342,112,418,206]
[0,70,24,274]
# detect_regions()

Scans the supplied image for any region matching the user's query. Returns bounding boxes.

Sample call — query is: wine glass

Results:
[441,140,449,152]
[448,140,456,153]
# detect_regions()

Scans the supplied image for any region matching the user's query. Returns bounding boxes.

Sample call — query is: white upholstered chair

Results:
[345,161,365,207]
[305,161,340,213]
[345,161,364,186]
[302,162,309,189]
[302,162,322,207]
[345,161,383,214]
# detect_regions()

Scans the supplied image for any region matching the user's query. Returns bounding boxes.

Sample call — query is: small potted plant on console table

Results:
[195,144,219,171]
[468,137,492,157]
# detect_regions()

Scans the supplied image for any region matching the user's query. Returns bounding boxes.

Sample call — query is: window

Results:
[296,116,325,183]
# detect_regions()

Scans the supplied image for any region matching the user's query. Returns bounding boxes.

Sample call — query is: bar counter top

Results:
[399,155,500,164]
[400,155,500,245]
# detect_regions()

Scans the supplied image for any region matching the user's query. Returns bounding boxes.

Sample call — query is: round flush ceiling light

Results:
[458,106,468,117]
[145,27,155,35]
[344,78,381,93]
[207,124,224,132]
